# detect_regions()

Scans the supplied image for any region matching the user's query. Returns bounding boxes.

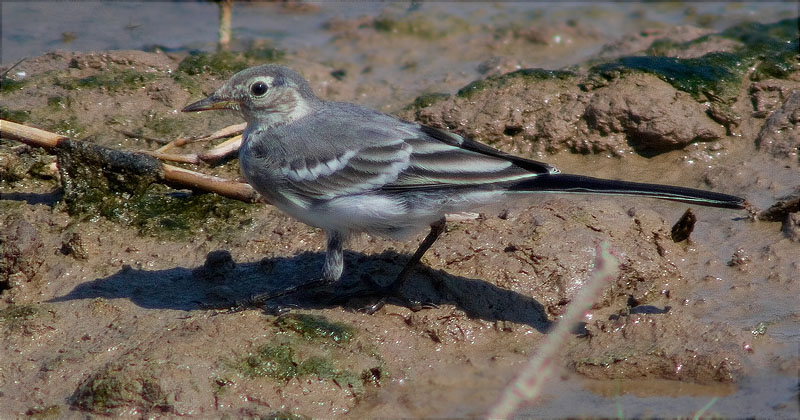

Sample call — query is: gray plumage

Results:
[183,64,745,309]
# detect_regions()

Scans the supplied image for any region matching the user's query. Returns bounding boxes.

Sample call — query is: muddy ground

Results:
[1,7,798,419]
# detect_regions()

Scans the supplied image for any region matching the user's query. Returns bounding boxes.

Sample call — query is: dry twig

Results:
[1,119,260,203]
[488,242,618,417]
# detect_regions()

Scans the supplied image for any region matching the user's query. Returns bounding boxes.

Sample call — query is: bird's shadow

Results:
[0,189,62,206]
[50,249,550,332]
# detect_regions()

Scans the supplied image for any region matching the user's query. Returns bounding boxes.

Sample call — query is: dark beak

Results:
[181,94,236,112]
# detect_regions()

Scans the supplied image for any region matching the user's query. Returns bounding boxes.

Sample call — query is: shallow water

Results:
[4,2,796,65]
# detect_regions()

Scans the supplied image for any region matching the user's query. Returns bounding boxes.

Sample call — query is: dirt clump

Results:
[568,312,747,383]
[0,215,45,299]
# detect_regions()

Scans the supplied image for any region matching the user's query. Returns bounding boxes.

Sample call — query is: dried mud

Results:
[1,9,799,419]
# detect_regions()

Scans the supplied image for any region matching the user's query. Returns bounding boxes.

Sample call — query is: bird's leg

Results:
[321,231,344,284]
[390,217,446,290]
[362,217,446,313]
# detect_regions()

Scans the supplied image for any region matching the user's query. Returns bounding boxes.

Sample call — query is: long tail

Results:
[507,174,746,209]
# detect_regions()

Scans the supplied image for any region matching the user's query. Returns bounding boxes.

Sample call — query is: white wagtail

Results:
[183,64,745,310]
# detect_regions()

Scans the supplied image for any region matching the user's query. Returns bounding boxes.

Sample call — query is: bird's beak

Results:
[181,94,236,112]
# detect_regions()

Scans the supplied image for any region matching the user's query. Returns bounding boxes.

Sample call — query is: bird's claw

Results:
[356,283,438,314]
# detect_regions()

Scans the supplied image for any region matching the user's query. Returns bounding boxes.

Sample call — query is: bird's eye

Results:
[250,81,269,96]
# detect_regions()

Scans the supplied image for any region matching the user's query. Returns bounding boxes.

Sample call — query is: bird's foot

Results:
[359,295,438,315]
[352,276,438,314]
[200,278,335,313]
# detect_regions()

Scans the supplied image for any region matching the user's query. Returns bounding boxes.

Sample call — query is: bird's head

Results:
[182,64,321,127]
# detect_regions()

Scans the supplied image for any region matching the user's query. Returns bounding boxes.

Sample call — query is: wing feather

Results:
[280,141,412,200]
[269,104,558,201]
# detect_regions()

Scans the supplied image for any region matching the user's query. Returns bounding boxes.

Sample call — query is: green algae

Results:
[53,68,157,92]
[0,106,30,123]
[131,185,256,239]
[242,45,287,63]
[0,304,39,332]
[56,139,161,221]
[177,51,251,77]
[232,342,365,394]
[54,139,255,239]
[645,38,685,57]
[274,313,355,344]
[457,68,576,99]
[373,11,469,40]
[407,92,451,110]
[229,314,382,397]
[592,53,746,103]
[176,46,285,78]
[0,76,27,93]
[594,18,798,105]
[373,15,439,39]
[46,95,71,111]
[72,364,172,415]
[720,18,799,81]
[235,343,299,381]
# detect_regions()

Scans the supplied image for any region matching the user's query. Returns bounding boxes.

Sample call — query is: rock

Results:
[568,313,745,383]
[0,216,44,295]
[583,74,725,153]
[755,90,800,162]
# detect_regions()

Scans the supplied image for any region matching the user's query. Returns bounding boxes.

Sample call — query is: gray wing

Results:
[387,125,559,190]
[273,104,559,201]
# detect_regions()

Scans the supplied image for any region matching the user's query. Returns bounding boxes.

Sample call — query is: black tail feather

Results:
[507,174,745,209]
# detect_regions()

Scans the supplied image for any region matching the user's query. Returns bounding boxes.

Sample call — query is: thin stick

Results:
[193,122,245,143]
[1,119,67,148]
[1,57,28,78]
[156,123,245,153]
[142,150,201,164]
[219,0,233,50]
[487,242,619,418]
[198,134,242,164]
[162,164,260,203]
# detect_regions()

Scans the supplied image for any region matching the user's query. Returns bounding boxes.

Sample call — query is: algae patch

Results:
[592,18,798,104]
[176,45,285,78]
[0,76,27,93]
[55,139,256,238]
[406,92,451,110]
[457,68,576,99]
[591,53,745,104]
[720,18,798,81]
[229,314,383,397]
[0,304,39,332]
[232,342,365,394]
[71,364,172,415]
[53,68,157,92]
[274,313,355,344]
[1,106,31,123]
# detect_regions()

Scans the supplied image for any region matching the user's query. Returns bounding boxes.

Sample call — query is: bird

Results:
[182,64,746,311]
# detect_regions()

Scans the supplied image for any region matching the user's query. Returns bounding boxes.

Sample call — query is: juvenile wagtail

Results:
[183,64,745,311]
